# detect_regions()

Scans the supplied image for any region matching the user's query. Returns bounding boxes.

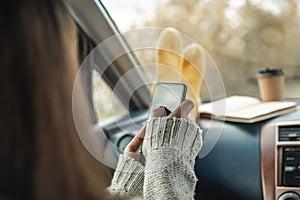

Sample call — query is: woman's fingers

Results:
[124,106,167,155]
[168,99,194,119]
[125,125,146,153]
[150,106,167,119]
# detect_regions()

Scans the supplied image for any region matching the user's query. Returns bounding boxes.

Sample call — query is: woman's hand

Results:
[124,106,166,160]
[124,100,194,160]
[167,99,194,119]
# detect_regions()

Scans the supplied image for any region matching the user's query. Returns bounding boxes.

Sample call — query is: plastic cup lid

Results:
[256,68,284,78]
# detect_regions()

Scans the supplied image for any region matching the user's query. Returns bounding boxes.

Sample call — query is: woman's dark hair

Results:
[0,0,111,199]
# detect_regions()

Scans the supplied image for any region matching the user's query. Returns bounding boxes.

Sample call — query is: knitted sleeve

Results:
[142,117,203,200]
[107,154,144,199]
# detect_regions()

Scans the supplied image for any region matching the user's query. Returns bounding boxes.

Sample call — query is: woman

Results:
[0,0,202,199]
[0,0,111,199]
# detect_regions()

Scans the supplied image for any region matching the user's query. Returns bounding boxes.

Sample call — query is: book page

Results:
[199,95,261,116]
[226,101,297,119]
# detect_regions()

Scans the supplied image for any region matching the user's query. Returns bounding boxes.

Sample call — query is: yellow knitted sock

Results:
[180,43,206,121]
[152,28,183,94]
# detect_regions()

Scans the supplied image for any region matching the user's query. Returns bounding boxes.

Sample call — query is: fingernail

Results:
[180,99,195,117]
[183,99,194,110]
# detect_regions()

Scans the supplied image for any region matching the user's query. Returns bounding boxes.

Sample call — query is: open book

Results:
[198,95,298,123]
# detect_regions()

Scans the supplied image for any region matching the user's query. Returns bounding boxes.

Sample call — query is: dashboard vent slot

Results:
[279,125,300,141]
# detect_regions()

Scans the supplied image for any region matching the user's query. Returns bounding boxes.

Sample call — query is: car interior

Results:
[66,0,300,199]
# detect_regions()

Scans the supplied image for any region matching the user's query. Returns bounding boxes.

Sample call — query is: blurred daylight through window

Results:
[102,0,300,99]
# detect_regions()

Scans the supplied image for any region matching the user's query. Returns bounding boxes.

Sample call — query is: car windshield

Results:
[101,0,300,101]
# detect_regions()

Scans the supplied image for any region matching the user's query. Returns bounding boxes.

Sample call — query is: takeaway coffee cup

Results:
[257,68,284,101]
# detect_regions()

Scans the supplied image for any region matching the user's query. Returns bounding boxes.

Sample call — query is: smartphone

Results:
[140,82,187,163]
[150,82,187,116]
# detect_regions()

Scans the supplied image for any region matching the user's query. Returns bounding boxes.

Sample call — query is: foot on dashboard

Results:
[153,27,183,94]
[180,43,206,121]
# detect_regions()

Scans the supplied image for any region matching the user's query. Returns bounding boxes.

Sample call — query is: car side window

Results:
[92,70,128,121]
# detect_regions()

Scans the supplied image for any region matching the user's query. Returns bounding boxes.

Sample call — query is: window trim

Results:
[65,0,151,117]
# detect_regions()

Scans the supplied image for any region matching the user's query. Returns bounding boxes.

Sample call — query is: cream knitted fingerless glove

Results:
[108,117,202,200]
[107,154,144,199]
[142,117,203,200]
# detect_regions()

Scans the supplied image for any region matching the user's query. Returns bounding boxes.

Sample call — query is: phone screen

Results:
[150,82,187,114]
[141,82,186,162]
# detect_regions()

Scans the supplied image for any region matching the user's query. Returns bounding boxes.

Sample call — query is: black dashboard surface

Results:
[196,100,299,200]
[195,119,262,200]
[104,100,300,200]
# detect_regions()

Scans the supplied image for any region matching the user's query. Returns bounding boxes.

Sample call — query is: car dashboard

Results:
[103,100,300,200]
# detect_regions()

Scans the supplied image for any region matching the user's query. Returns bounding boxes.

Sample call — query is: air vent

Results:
[279,125,300,141]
